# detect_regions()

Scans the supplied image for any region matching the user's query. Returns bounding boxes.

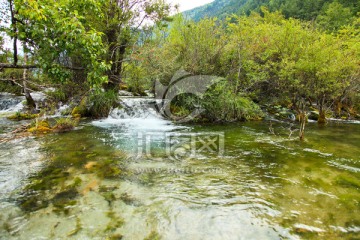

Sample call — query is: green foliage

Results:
[88,89,119,118]
[317,2,354,32]
[138,9,359,125]
[53,117,78,133]
[202,81,264,122]
[13,0,109,85]
[46,89,67,103]
[123,62,149,95]
[184,0,359,31]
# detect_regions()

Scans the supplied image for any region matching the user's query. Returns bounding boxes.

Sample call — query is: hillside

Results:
[184,0,359,22]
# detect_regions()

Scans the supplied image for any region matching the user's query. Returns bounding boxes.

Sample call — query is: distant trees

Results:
[317,1,354,32]
[186,0,359,30]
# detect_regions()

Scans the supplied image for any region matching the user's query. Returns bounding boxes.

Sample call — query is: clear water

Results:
[0,98,359,240]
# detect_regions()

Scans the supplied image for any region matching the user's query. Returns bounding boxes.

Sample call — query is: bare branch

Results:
[0,63,84,71]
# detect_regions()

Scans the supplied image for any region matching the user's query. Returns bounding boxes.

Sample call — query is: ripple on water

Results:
[327,158,360,173]
[0,138,44,200]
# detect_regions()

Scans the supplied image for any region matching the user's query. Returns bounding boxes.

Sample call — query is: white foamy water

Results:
[92,98,186,132]
[0,94,25,113]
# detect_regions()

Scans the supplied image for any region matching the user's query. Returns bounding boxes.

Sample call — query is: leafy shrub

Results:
[46,89,67,103]
[202,81,264,122]
[53,118,78,133]
[88,90,119,118]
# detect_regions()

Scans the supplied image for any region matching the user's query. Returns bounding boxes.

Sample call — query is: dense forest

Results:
[0,0,359,139]
[185,0,359,25]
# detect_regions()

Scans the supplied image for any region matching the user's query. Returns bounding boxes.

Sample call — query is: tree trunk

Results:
[318,97,327,124]
[9,0,18,66]
[299,112,306,141]
[104,27,127,91]
[23,50,36,110]
[318,109,327,124]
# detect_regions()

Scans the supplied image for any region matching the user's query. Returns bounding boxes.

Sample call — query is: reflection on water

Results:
[0,102,359,239]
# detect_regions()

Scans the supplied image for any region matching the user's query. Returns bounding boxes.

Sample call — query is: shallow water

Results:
[0,98,359,239]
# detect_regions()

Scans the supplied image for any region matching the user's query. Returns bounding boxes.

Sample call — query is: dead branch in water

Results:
[0,124,31,144]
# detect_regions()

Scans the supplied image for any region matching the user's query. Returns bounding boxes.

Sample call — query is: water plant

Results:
[7,112,37,121]
[53,117,78,133]
[27,119,52,134]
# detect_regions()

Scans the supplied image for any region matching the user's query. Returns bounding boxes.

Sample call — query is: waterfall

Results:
[0,93,25,113]
[92,97,185,136]
[109,98,158,119]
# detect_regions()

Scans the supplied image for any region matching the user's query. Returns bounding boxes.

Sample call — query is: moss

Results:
[71,106,87,118]
[293,228,319,239]
[71,177,83,188]
[28,120,52,134]
[99,186,118,193]
[67,217,82,236]
[336,176,360,189]
[120,193,136,205]
[52,188,79,214]
[3,222,12,233]
[338,193,360,209]
[119,83,128,91]
[26,168,69,191]
[107,234,123,240]
[144,231,161,240]
[8,112,37,121]
[18,166,76,213]
[102,192,116,205]
[28,126,52,134]
[104,211,124,233]
[19,196,49,212]
[92,159,122,179]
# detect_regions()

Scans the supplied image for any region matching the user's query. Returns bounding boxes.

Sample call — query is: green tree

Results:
[98,0,172,91]
[317,1,354,32]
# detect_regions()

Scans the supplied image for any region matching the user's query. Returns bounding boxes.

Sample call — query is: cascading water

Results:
[93,97,183,132]
[0,93,25,113]
[109,98,159,119]
[92,97,186,156]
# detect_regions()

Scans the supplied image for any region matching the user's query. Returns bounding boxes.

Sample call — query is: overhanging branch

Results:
[0,63,84,71]
[0,64,38,69]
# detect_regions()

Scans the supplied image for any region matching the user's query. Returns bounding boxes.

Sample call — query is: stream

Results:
[0,95,359,239]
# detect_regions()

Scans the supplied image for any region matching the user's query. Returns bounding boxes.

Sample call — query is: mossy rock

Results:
[119,84,128,91]
[28,125,52,134]
[71,106,87,118]
[53,118,78,133]
[28,120,52,134]
[8,112,38,121]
